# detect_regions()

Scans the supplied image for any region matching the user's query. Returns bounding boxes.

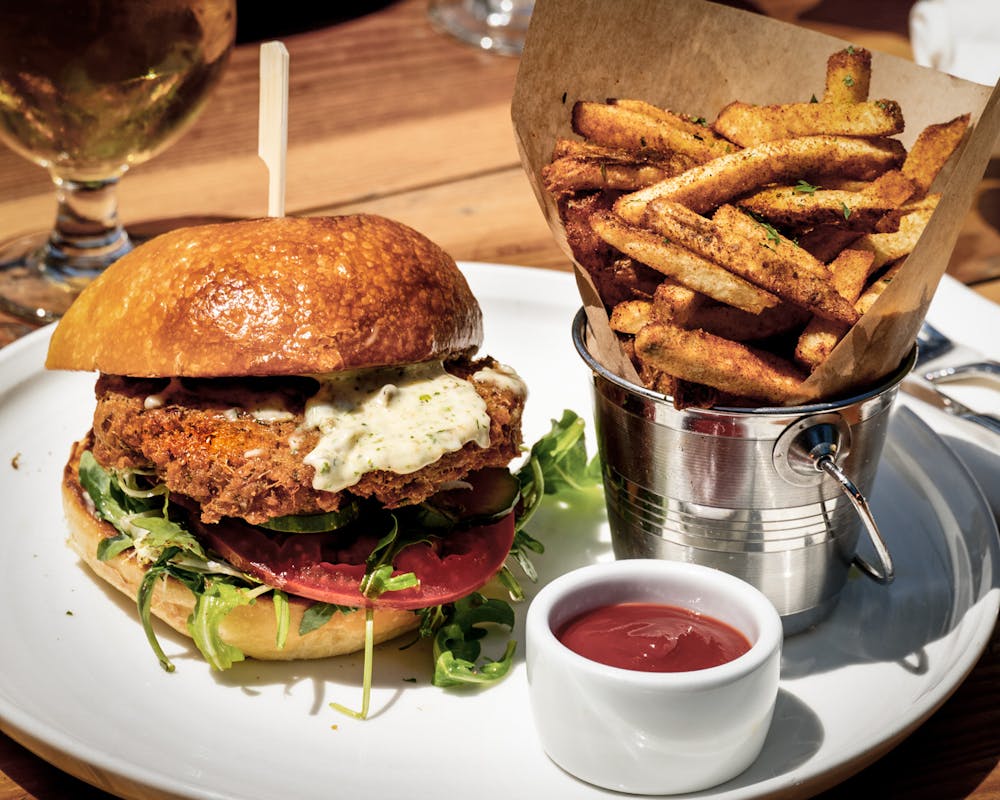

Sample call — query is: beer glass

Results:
[427,0,534,56]
[0,0,236,322]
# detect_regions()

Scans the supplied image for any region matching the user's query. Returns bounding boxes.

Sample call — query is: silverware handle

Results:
[817,454,895,585]
[963,413,1000,436]
[925,361,1000,384]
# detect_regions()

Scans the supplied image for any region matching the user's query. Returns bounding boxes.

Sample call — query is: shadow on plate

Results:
[716,690,823,793]
[781,408,999,679]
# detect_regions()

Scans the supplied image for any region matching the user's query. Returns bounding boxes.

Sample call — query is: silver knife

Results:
[915,321,1000,380]
[924,361,1000,385]
[900,379,1000,436]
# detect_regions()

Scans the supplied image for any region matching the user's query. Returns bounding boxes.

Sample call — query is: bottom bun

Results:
[62,438,421,661]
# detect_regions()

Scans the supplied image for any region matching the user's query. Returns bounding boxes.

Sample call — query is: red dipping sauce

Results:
[555,602,751,672]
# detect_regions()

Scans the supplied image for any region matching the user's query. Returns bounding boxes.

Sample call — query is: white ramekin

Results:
[525,558,783,795]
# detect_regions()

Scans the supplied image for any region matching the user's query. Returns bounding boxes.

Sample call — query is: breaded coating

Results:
[90,358,524,525]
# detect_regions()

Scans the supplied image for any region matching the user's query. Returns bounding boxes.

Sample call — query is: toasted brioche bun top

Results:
[46,214,483,377]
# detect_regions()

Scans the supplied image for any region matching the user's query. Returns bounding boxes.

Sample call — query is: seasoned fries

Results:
[643,200,859,324]
[572,100,735,163]
[902,115,971,197]
[823,46,872,104]
[714,99,903,146]
[589,210,780,313]
[543,45,970,408]
[735,170,915,230]
[614,135,905,220]
[634,322,807,405]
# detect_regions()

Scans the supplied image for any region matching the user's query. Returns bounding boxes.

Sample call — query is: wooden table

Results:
[1,1,998,798]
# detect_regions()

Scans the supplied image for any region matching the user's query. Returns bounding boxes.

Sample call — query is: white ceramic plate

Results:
[0,263,997,800]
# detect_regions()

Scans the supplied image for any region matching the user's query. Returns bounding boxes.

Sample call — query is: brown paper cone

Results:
[512,0,1000,404]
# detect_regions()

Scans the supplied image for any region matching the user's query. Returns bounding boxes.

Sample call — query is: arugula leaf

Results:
[81,451,206,565]
[97,532,133,561]
[332,517,422,720]
[494,410,601,602]
[299,601,355,636]
[80,451,158,532]
[131,515,207,560]
[272,589,290,650]
[431,594,516,687]
[136,547,184,672]
[188,581,257,671]
[330,609,376,720]
[521,410,601,496]
[79,452,286,671]
[362,564,419,597]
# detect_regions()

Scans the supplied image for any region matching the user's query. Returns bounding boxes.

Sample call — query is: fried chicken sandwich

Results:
[47,214,532,685]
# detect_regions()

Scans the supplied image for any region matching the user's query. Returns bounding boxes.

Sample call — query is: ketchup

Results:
[555,602,751,672]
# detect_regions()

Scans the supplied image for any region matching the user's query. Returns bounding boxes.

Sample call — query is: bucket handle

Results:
[815,454,894,584]
[774,414,894,585]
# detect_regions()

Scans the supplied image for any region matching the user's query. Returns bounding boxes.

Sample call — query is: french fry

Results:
[863,169,918,206]
[651,279,706,325]
[794,257,904,372]
[795,318,846,371]
[688,301,810,342]
[815,177,870,191]
[609,99,738,154]
[636,361,685,400]
[874,193,940,233]
[609,299,654,334]
[561,194,663,307]
[572,101,733,164]
[634,321,807,405]
[854,205,934,269]
[707,204,861,324]
[902,114,970,197]
[713,99,903,147]
[794,249,877,371]
[855,258,905,316]
[589,209,781,313]
[670,379,723,410]
[823,46,872,104]
[551,137,699,175]
[543,137,697,195]
[828,247,878,300]
[614,135,906,220]
[644,199,857,324]
[543,156,684,195]
[735,169,915,229]
[652,276,808,350]
[560,191,622,274]
[797,226,863,263]
[550,138,643,161]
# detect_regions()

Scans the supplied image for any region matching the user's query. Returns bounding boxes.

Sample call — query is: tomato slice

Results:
[199,513,516,610]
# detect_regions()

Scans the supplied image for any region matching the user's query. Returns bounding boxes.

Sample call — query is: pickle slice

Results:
[258,503,360,533]
[425,467,520,524]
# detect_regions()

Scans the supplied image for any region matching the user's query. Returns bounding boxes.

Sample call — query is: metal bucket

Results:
[572,309,912,635]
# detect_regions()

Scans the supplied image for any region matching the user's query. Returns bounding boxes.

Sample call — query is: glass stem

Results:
[42,174,133,278]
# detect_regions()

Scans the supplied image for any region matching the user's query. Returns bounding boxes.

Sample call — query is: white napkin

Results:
[910,0,1000,86]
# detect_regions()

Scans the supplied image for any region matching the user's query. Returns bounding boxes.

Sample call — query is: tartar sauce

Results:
[472,363,528,399]
[302,361,492,492]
